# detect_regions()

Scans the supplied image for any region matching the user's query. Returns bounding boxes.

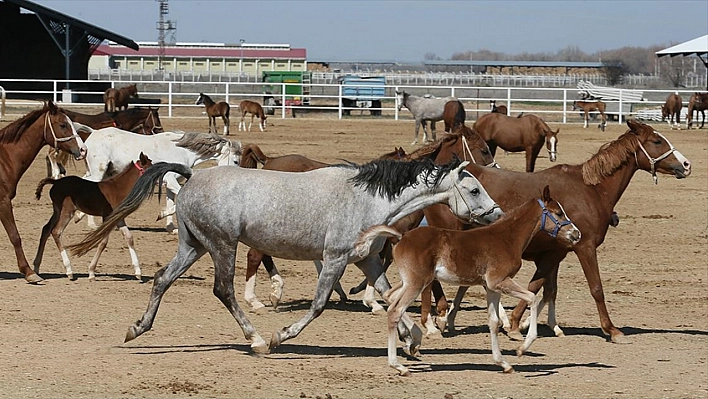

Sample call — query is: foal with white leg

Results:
[371,186,580,375]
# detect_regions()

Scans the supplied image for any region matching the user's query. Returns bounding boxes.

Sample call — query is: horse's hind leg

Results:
[117,222,141,281]
[244,248,269,312]
[33,208,62,277]
[125,237,207,343]
[361,283,384,314]
[583,112,589,128]
[486,289,513,373]
[222,115,230,135]
[314,260,348,302]
[429,121,437,142]
[211,247,268,354]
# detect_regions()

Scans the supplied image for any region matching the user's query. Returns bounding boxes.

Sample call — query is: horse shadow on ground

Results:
[0,271,204,284]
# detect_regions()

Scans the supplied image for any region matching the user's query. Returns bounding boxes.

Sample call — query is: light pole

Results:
[240,38,245,78]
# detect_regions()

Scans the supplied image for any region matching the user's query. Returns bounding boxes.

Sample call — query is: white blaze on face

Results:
[548,136,557,162]
[673,150,691,176]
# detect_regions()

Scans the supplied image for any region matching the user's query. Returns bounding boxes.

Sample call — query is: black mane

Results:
[348,157,462,200]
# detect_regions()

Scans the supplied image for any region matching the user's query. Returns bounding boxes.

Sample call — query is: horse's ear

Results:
[626,119,642,132]
[456,161,470,175]
[47,100,58,114]
[139,152,147,162]
[542,185,551,202]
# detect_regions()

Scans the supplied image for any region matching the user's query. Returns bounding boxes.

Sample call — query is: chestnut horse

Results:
[359,185,580,375]
[196,93,231,135]
[661,92,683,127]
[422,120,691,344]
[686,92,708,129]
[442,100,465,132]
[238,100,268,132]
[238,144,409,311]
[104,84,139,113]
[473,112,559,172]
[33,153,152,281]
[572,100,607,131]
[490,100,508,115]
[0,101,87,283]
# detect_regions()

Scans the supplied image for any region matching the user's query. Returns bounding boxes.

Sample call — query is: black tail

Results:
[68,162,192,257]
[35,177,56,200]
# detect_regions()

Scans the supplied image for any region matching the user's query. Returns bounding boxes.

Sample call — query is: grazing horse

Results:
[473,112,559,172]
[686,92,708,129]
[238,100,267,132]
[0,101,87,283]
[572,100,607,131]
[359,185,580,375]
[104,84,139,113]
[428,120,691,344]
[490,100,508,115]
[238,144,410,312]
[396,90,456,144]
[69,158,503,355]
[442,100,465,132]
[196,93,231,135]
[661,92,683,128]
[33,153,152,281]
[79,127,241,232]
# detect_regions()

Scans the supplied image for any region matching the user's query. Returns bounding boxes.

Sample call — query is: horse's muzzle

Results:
[75,145,87,161]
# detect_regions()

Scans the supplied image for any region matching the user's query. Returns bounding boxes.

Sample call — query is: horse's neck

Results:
[590,157,639,207]
[485,200,541,254]
[4,118,48,185]
[203,97,215,107]
[379,181,454,225]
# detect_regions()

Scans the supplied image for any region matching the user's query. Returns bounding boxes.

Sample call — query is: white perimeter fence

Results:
[0,78,704,127]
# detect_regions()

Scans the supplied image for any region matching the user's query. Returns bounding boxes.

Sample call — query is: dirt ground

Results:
[0,111,706,399]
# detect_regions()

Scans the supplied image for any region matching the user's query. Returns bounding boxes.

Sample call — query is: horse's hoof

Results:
[553,326,565,337]
[516,347,525,357]
[611,333,630,344]
[25,273,44,284]
[88,275,96,282]
[269,293,280,309]
[424,330,443,340]
[507,330,524,341]
[434,317,448,332]
[68,273,77,281]
[251,339,270,355]
[269,331,282,350]
[370,305,385,316]
[502,365,515,374]
[124,326,139,343]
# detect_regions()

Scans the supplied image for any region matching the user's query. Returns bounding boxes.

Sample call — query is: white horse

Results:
[396,90,456,145]
[76,126,241,232]
[69,158,503,354]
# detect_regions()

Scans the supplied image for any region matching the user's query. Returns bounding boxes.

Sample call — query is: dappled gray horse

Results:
[70,158,503,354]
[396,91,457,145]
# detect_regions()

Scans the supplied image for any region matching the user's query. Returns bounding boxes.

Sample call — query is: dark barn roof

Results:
[2,0,138,51]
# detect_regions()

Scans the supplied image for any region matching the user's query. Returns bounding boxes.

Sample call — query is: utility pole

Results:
[156,0,176,70]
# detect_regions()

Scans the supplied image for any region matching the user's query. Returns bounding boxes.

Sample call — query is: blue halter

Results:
[537,199,572,238]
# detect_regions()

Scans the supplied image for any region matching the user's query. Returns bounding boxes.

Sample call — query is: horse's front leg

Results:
[159,173,182,233]
[0,201,42,283]
[583,112,589,128]
[412,119,421,145]
[429,121,437,142]
[269,254,348,350]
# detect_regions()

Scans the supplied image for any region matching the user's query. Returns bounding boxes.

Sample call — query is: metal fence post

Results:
[168,81,173,118]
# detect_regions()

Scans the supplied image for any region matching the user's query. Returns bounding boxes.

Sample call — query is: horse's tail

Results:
[240,144,269,168]
[68,162,193,257]
[35,177,56,200]
[352,225,402,259]
[106,96,116,113]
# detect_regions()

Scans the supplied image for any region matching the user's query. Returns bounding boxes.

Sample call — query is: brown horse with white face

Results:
[573,99,607,131]
[425,120,691,344]
[473,112,559,172]
[103,84,139,113]
[661,92,683,127]
[238,100,267,132]
[490,99,508,115]
[196,93,231,135]
[0,101,87,283]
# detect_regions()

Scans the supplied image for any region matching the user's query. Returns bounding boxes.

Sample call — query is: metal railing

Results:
[0,78,701,126]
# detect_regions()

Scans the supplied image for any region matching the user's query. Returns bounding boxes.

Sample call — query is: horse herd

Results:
[0,83,696,375]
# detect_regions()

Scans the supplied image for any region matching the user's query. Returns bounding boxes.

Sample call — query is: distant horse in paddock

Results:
[0,101,87,283]
[661,92,682,128]
[104,84,139,113]
[686,92,708,129]
[33,153,153,281]
[490,100,508,115]
[443,100,465,132]
[473,112,559,172]
[238,144,409,312]
[239,100,268,132]
[196,93,231,135]
[572,100,607,131]
[396,90,456,144]
[358,185,580,375]
[68,157,503,355]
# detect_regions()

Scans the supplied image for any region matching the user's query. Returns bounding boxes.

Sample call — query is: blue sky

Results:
[33,0,708,62]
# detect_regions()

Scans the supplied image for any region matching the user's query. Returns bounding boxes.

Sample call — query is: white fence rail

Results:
[0,78,701,127]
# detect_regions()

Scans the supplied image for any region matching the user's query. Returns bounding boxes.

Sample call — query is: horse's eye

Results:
[471,188,479,196]
[653,140,662,145]
[60,123,67,129]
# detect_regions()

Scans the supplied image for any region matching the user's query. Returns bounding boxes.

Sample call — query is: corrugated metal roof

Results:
[656,35,708,57]
[423,60,605,68]
[96,44,307,60]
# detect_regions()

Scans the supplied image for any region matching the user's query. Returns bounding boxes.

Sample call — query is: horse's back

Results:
[85,129,187,172]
